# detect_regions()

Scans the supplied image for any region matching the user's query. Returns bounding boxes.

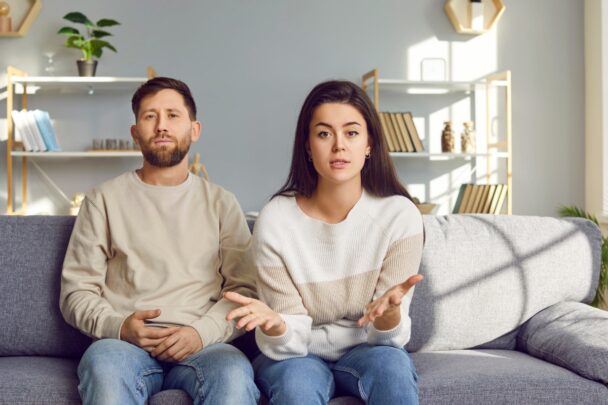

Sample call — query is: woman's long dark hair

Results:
[273,80,413,201]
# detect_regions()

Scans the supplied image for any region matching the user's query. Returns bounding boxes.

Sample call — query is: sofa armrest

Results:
[516,301,608,384]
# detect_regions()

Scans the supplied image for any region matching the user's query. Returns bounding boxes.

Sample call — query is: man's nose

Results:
[155,115,168,133]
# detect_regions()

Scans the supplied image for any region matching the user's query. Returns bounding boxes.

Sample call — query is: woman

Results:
[225,80,424,404]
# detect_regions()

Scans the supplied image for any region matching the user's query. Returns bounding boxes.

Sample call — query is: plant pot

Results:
[77,59,98,77]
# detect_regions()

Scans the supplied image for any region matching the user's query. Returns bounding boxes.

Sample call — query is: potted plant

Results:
[57,12,120,77]
[558,206,608,310]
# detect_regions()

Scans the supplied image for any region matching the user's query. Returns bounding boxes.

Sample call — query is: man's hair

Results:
[131,77,197,121]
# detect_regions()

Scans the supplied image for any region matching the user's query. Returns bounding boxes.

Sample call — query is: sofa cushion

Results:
[0,356,81,404]
[408,215,602,352]
[412,349,608,404]
[0,216,91,357]
[517,301,608,384]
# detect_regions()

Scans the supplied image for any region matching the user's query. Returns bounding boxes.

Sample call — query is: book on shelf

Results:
[394,113,414,152]
[11,110,38,152]
[388,112,407,151]
[454,183,507,214]
[379,112,396,152]
[403,112,424,152]
[33,110,61,151]
[383,112,401,152]
[11,110,60,152]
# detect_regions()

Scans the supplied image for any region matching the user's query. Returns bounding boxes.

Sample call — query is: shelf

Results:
[11,151,142,158]
[374,78,508,95]
[0,0,41,38]
[390,152,509,159]
[11,76,148,94]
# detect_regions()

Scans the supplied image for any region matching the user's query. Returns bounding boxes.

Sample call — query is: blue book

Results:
[33,110,61,152]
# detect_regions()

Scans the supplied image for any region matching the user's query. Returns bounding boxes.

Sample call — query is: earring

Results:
[308,155,313,162]
[365,152,371,159]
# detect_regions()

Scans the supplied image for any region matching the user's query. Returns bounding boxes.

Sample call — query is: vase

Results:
[441,121,454,153]
[77,59,98,77]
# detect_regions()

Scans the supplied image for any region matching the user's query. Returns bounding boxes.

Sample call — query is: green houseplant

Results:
[57,12,120,77]
[558,206,608,309]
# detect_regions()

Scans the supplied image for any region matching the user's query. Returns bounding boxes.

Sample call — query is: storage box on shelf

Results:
[5,66,154,214]
[361,68,512,214]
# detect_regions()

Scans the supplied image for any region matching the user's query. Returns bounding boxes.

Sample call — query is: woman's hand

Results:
[224,291,287,336]
[357,274,423,330]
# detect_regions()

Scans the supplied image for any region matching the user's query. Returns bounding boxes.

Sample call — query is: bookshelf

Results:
[362,68,512,214]
[5,66,153,214]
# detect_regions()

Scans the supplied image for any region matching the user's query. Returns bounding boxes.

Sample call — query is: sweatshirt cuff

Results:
[367,318,409,347]
[102,314,127,340]
[190,315,231,347]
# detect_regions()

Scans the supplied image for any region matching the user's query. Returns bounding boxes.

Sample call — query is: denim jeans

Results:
[253,343,418,405]
[77,339,260,405]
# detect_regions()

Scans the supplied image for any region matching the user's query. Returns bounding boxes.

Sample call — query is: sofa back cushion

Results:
[407,215,602,352]
[0,215,91,357]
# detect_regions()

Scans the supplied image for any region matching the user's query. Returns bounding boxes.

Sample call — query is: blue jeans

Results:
[253,343,418,405]
[77,339,260,405]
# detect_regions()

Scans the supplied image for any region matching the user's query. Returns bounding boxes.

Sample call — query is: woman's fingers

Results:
[223,291,253,305]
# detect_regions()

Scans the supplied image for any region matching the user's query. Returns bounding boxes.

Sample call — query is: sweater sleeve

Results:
[190,192,258,346]
[367,200,424,348]
[59,194,126,339]
[253,207,313,360]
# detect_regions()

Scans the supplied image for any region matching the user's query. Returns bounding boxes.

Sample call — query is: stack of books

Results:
[453,183,508,214]
[379,112,424,152]
[11,109,61,152]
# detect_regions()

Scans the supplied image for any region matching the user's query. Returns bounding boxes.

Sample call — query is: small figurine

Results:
[441,121,455,153]
[461,121,476,153]
[70,192,85,216]
[189,152,209,180]
[0,1,12,33]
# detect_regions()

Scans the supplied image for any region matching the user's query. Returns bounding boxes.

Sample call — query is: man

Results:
[60,77,259,405]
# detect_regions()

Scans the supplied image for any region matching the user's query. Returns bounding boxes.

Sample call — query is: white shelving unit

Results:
[362,68,512,214]
[5,66,152,214]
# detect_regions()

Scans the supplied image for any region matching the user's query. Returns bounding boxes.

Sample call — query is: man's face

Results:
[131,89,201,167]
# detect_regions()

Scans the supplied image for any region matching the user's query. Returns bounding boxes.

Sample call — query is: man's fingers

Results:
[152,333,179,358]
[143,326,179,340]
[223,291,253,305]
[132,309,161,320]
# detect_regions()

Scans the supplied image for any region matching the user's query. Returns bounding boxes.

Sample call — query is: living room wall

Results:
[0,0,584,215]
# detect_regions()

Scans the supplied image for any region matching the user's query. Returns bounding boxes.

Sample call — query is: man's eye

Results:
[169,113,178,118]
[144,114,155,120]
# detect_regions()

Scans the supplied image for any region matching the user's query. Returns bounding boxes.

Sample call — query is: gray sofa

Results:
[0,214,607,404]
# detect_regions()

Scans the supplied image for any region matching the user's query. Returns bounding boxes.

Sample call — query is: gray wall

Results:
[0,0,584,215]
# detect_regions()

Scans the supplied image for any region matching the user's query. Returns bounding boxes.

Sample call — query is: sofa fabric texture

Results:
[517,301,608,384]
[0,214,605,404]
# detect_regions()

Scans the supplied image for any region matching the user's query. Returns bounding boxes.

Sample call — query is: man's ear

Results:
[130,125,139,144]
[191,120,202,142]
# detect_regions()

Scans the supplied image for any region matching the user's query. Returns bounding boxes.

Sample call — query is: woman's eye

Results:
[347,131,359,137]
[318,131,330,138]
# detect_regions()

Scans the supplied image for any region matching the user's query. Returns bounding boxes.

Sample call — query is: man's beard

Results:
[139,136,191,168]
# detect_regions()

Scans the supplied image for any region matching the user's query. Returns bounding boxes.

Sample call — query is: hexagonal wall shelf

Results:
[0,0,41,37]
[445,0,505,35]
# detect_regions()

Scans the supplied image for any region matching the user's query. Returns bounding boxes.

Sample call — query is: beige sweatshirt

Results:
[60,171,257,347]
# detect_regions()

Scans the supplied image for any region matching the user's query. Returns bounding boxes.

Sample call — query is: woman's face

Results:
[307,102,371,189]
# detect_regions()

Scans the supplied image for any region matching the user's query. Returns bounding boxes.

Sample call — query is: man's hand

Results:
[357,274,423,330]
[224,291,286,336]
[150,326,203,363]
[119,309,179,352]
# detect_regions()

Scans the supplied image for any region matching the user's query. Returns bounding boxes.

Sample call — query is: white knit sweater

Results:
[253,191,424,361]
